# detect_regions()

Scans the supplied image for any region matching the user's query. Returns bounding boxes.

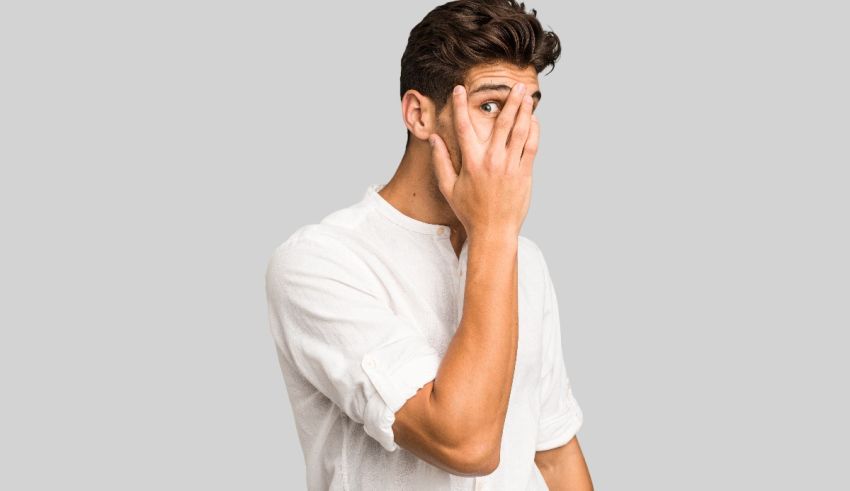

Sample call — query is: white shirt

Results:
[265,183,583,490]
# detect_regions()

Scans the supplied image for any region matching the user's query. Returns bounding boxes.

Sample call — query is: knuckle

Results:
[515,124,531,140]
[484,148,503,167]
[494,148,508,164]
[455,119,469,135]
[524,138,539,154]
[483,147,496,162]
[509,128,529,147]
[495,117,511,133]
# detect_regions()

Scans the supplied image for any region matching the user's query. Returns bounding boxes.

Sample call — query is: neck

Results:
[379,142,467,252]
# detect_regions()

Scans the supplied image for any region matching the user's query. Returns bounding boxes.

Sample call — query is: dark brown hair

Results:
[400,0,561,147]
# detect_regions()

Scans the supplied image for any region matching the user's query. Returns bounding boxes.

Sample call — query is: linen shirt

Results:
[265,183,584,490]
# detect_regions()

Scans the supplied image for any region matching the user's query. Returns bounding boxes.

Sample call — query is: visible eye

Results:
[480,100,502,114]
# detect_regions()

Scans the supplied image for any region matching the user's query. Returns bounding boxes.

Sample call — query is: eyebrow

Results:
[468,83,542,102]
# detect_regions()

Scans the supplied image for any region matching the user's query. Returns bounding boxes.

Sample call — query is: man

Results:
[265,1,593,489]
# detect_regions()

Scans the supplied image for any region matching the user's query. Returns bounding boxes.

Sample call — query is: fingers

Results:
[490,82,527,148]
[519,114,539,175]
[506,93,534,167]
[451,85,476,151]
[429,133,458,199]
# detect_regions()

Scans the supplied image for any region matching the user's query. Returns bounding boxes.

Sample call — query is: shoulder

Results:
[519,234,543,260]
[266,224,370,288]
[518,234,548,277]
[516,235,553,309]
[267,189,376,267]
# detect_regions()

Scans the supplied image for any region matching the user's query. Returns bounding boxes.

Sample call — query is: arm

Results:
[392,81,539,475]
[535,436,593,490]
[532,239,589,485]
[392,232,518,476]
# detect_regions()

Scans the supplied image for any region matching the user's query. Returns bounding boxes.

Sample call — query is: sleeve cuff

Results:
[536,397,584,452]
[360,336,442,452]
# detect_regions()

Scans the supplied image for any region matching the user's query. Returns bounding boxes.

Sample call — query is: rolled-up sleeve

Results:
[265,233,442,452]
[535,247,584,452]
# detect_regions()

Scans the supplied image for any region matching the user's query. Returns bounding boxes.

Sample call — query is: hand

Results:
[429,82,539,239]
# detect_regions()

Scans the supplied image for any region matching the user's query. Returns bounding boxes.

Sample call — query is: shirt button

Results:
[436,227,445,235]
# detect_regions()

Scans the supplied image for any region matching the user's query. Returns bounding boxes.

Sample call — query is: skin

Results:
[379,61,593,488]
[381,62,542,256]
[535,436,594,490]
[384,61,529,476]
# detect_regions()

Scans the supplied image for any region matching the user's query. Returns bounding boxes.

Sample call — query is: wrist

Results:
[467,228,518,247]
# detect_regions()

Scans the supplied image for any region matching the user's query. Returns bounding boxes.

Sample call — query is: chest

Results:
[366,237,546,389]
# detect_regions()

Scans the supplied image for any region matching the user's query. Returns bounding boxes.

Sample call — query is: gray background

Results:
[1,1,847,489]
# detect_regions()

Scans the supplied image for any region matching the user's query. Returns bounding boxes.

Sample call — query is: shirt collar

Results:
[365,183,451,236]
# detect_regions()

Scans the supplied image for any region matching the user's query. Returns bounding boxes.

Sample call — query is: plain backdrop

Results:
[1,1,848,489]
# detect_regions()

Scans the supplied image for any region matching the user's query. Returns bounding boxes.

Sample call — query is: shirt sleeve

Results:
[535,246,584,452]
[265,232,442,452]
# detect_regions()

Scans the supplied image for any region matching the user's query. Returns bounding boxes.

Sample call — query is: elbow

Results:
[443,438,501,477]
[418,386,503,476]
[464,450,500,477]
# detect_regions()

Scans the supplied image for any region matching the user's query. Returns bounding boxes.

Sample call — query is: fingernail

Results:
[453,85,463,95]
[428,135,436,146]
[517,83,526,94]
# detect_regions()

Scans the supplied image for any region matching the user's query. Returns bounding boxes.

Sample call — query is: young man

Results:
[265,1,593,489]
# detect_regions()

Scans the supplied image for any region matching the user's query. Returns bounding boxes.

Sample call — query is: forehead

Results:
[464,62,539,94]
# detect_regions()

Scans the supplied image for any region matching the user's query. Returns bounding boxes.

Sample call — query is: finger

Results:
[451,85,476,150]
[490,82,527,148]
[519,114,539,176]
[429,133,458,199]
[507,94,534,167]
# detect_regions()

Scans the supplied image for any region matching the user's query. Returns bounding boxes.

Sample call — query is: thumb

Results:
[429,133,457,199]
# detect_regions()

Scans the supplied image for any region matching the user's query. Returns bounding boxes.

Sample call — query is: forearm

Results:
[430,230,518,456]
[535,437,593,491]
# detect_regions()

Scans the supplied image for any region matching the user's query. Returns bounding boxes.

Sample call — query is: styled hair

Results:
[399,0,561,147]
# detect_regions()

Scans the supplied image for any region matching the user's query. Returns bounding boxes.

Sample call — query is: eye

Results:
[480,100,502,114]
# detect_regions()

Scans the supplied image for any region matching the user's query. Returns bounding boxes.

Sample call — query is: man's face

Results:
[435,61,541,176]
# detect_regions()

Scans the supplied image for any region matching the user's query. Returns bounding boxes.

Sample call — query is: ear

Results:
[401,89,438,144]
